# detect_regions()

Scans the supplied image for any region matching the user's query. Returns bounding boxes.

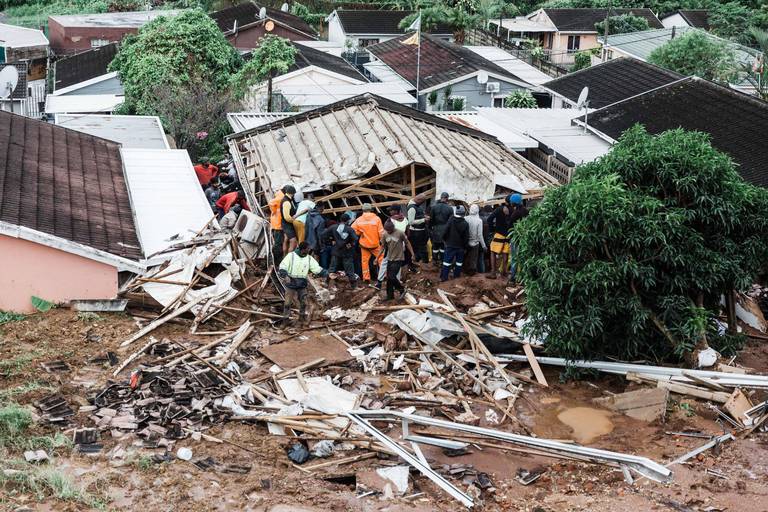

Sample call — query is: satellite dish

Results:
[576,86,589,109]
[476,70,489,85]
[0,66,19,100]
[258,6,267,19]
[280,2,289,11]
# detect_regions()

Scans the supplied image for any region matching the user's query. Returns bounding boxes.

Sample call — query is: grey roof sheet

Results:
[543,8,663,32]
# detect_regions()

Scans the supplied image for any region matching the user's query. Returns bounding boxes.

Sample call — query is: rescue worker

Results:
[294,193,316,244]
[194,159,219,187]
[440,205,469,281]
[278,241,328,327]
[269,187,286,263]
[406,193,429,264]
[506,193,529,283]
[323,214,359,288]
[381,220,414,300]
[464,204,486,276]
[281,185,298,255]
[486,195,515,279]
[376,206,410,288]
[215,190,249,218]
[429,192,453,266]
[351,204,383,283]
[220,204,242,230]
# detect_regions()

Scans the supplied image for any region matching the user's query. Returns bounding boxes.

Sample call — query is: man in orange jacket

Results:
[269,187,285,262]
[215,190,250,217]
[194,159,219,187]
[351,203,383,282]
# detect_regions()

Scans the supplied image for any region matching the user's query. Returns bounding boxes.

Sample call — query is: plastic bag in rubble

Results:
[311,440,335,458]
[287,442,311,464]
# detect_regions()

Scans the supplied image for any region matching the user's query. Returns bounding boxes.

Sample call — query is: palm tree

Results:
[747,27,768,101]
[476,0,515,30]
[445,5,480,44]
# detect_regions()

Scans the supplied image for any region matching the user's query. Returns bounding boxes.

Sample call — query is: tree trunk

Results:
[725,289,737,335]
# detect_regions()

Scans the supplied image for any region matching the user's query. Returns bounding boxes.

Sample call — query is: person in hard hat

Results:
[351,203,384,283]
[269,187,286,262]
[506,193,529,282]
[429,192,453,266]
[278,241,329,327]
[440,205,469,281]
[486,194,517,279]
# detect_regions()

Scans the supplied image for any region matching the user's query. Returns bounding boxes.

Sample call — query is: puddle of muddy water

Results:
[556,407,614,444]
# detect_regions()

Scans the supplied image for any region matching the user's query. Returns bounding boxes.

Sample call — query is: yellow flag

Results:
[402,32,419,46]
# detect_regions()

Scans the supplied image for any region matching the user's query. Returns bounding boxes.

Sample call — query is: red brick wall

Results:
[49,19,139,55]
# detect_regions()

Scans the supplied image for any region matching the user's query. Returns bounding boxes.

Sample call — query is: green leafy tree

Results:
[476,0,517,29]
[231,35,297,111]
[398,2,480,43]
[648,30,738,84]
[515,125,768,363]
[709,1,754,43]
[110,9,241,115]
[594,14,650,35]
[504,89,538,108]
[571,51,592,71]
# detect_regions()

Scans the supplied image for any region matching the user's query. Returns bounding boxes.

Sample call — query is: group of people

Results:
[193,159,250,222]
[271,186,529,326]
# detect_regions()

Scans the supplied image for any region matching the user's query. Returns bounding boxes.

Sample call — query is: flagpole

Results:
[415,26,421,110]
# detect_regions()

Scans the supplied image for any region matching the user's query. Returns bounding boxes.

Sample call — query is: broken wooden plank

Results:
[593,388,668,422]
[723,389,753,425]
[522,342,548,387]
[120,297,205,348]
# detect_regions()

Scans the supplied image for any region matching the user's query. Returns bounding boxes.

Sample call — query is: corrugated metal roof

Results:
[229,94,558,202]
[465,46,552,87]
[275,82,416,109]
[44,94,124,114]
[476,107,611,165]
[363,60,414,90]
[55,114,169,149]
[0,23,48,48]
[433,111,538,150]
[227,112,296,133]
[120,148,214,260]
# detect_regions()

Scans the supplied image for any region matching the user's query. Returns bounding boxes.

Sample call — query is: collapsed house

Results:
[227,93,559,215]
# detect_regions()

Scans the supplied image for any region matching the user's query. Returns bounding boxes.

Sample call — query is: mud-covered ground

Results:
[2,272,768,511]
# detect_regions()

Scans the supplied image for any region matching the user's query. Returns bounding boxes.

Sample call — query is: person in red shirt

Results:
[216,190,250,217]
[194,159,219,187]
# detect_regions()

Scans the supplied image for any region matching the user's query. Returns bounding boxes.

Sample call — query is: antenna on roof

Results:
[259,7,267,19]
[576,86,589,134]
[0,66,19,101]
[280,2,289,11]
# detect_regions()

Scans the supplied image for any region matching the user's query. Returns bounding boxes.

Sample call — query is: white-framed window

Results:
[493,96,505,108]
[358,38,380,47]
[567,35,581,52]
[91,38,111,48]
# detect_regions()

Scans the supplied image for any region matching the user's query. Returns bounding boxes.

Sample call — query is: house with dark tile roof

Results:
[583,77,768,188]
[543,57,684,108]
[492,8,663,66]
[366,33,538,110]
[211,1,317,49]
[0,110,144,312]
[326,9,452,48]
[52,43,119,92]
[661,9,709,30]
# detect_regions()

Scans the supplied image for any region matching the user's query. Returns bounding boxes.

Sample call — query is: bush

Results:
[515,125,768,362]
[649,30,739,84]
[504,90,538,108]
[571,51,591,71]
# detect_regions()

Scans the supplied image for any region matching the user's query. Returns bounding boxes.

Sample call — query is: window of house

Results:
[358,38,380,47]
[91,38,111,48]
[567,35,581,52]
[493,97,505,108]
[606,49,614,60]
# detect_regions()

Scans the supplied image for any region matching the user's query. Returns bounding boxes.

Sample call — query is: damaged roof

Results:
[228,93,558,202]
[211,1,316,37]
[544,58,684,108]
[291,42,367,81]
[585,77,768,188]
[0,110,142,262]
[367,33,528,91]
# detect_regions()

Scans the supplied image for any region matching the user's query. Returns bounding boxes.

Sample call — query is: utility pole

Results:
[602,0,611,62]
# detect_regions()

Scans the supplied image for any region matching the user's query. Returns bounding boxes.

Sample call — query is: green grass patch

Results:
[0,461,108,509]
[0,381,54,402]
[0,311,25,325]
[76,312,102,323]
[0,352,41,378]
[0,404,70,452]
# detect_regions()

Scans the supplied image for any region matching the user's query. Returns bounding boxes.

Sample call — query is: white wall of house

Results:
[327,13,346,44]
[422,75,526,111]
